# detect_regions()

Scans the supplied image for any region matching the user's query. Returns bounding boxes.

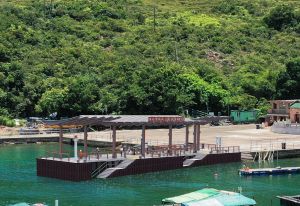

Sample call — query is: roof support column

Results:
[112,126,117,158]
[193,124,197,153]
[141,125,146,158]
[197,124,200,151]
[168,125,173,156]
[185,125,189,151]
[84,126,88,159]
[59,126,63,158]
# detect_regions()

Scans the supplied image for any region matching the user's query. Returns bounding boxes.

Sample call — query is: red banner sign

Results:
[148,116,184,123]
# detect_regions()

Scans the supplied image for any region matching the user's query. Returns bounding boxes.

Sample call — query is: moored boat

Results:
[161,188,256,206]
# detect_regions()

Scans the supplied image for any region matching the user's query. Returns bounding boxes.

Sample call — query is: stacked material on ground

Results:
[162,188,256,206]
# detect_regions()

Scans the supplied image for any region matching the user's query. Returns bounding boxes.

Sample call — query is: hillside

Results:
[0,0,299,119]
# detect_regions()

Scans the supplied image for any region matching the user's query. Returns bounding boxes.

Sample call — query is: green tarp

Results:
[163,188,256,206]
[162,188,219,204]
[183,193,256,206]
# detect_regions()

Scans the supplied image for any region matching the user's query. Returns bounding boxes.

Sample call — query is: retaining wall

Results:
[272,124,300,135]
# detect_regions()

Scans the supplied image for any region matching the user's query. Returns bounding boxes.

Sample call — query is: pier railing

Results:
[45,151,71,161]
[250,138,300,152]
[268,109,288,115]
[210,146,240,154]
[271,122,300,135]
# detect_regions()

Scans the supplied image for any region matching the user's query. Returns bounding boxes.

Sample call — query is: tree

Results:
[276,58,300,99]
[264,4,296,30]
[35,87,68,116]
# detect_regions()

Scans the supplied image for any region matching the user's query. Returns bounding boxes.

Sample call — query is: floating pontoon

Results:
[239,167,300,176]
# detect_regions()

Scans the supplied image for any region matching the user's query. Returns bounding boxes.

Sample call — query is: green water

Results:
[0,144,300,206]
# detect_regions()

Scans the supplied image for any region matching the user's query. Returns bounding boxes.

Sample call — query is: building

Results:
[230,110,258,124]
[267,100,300,124]
[290,102,300,123]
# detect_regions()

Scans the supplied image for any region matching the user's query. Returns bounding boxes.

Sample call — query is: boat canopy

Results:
[182,193,256,206]
[162,188,256,206]
[162,188,219,204]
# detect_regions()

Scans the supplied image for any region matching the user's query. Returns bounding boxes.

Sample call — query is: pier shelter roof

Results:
[44,115,227,127]
[45,114,228,160]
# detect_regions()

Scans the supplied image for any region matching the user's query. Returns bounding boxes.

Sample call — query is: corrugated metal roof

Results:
[214,193,256,205]
[183,198,222,206]
[162,188,219,203]
[44,115,228,127]
[164,189,256,206]
[183,193,256,206]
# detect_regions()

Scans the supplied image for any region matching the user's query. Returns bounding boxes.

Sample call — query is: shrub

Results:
[212,0,241,15]
[264,4,296,30]
[0,116,16,127]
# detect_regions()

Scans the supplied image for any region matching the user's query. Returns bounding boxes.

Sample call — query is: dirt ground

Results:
[70,124,300,152]
[2,124,300,152]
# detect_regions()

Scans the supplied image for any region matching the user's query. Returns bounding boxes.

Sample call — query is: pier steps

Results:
[97,159,135,179]
[183,153,207,167]
[241,152,254,160]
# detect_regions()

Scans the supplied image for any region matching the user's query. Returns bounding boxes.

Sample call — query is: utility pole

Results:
[50,0,54,16]
[175,40,179,62]
[43,0,46,17]
[206,101,209,114]
[153,6,156,32]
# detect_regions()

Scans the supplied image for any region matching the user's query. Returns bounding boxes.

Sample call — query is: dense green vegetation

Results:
[0,0,299,119]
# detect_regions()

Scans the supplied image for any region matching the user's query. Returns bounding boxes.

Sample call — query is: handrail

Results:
[269,109,288,114]
[91,162,108,178]
[210,146,240,154]
[45,151,70,161]
[91,160,123,178]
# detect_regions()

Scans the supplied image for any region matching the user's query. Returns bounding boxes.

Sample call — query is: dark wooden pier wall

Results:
[37,153,241,181]
[108,156,184,178]
[37,158,122,181]
[37,159,93,181]
[280,198,300,206]
[189,153,241,167]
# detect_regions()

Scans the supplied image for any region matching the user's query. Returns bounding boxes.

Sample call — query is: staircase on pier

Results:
[183,153,207,167]
[255,149,274,162]
[241,152,254,161]
[97,159,135,179]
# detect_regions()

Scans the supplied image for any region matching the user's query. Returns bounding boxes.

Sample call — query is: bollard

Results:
[55,200,59,206]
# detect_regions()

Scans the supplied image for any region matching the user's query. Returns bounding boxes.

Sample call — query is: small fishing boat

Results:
[239,166,300,176]
[161,188,256,206]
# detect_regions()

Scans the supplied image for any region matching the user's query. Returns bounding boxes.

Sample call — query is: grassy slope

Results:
[0,0,299,116]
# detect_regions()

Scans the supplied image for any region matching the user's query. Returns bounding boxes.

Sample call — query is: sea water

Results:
[0,143,299,206]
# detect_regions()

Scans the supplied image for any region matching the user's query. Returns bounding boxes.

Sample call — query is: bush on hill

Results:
[264,4,298,31]
[0,0,299,118]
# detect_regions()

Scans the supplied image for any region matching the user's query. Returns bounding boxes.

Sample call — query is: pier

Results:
[278,195,300,206]
[36,115,241,181]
